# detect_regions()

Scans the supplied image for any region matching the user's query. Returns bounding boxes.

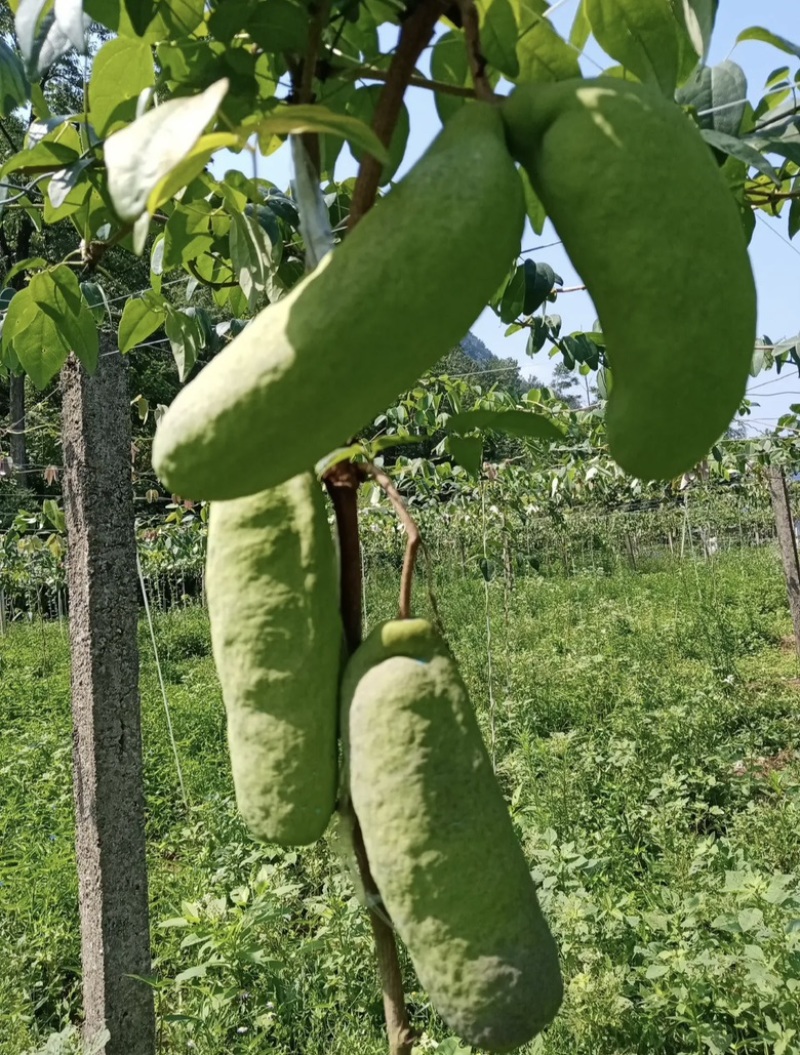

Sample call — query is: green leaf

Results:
[163,201,216,270]
[519,166,546,233]
[243,0,308,52]
[431,30,471,124]
[522,260,559,313]
[448,408,563,440]
[586,0,681,95]
[347,86,408,183]
[498,265,526,323]
[16,0,81,78]
[3,256,48,285]
[31,266,98,373]
[700,128,781,183]
[569,0,592,51]
[247,104,390,166]
[0,38,30,117]
[105,78,229,222]
[165,306,205,382]
[446,434,483,476]
[80,281,109,324]
[88,35,155,138]
[789,191,800,240]
[123,0,156,35]
[515,11,581,84]
[118,291,166,353]
[2,284,70,388]
[229,210,274,310]
[47,156,93,210]
[0,138,79,176]
[736,26,800,61]
[476,0,519,79]
[669,0,717,69]
[677,61,747,136]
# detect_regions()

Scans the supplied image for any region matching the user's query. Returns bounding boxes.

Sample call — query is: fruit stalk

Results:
[324,465,415,1055]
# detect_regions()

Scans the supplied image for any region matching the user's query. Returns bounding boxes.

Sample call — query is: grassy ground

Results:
[2,546,800,1054]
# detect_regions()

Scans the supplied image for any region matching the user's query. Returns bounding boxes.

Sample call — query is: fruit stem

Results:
[324,463,415,1055]
[364,462,421,620]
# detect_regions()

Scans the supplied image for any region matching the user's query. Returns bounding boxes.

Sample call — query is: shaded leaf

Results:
[677,61,747,137]
[701,128,781,182]
[448,408,563,440]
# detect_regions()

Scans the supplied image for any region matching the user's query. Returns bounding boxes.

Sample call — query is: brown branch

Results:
[348,0,449,229]
[323,461,415,1055]
[295,0,332,174]
[458,0,494,102]
[364,463,421,620]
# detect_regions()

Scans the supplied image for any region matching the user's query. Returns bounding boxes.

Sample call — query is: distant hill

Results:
[460,331,494,364]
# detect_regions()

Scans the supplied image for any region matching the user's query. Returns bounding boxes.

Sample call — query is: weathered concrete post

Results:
[61,342,155,1055]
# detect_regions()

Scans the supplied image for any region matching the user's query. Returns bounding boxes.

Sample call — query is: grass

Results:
[1,545,800,1054]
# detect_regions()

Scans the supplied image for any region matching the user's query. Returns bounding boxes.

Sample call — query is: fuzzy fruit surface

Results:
[151,101,524,501]
[342,619,563,1051]
[502,78,756,481]
[206,473,341,845]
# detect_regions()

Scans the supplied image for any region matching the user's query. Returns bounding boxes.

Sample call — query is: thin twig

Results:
[348,0,449,229]
[458,0,495,102]
[340,62,476,99]
[364,463,421,620]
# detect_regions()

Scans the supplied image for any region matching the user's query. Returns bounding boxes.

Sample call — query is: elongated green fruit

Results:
[207,472,341,845]
[501,79,756,481]
[342,619,562,1051]
[152,102,524,501]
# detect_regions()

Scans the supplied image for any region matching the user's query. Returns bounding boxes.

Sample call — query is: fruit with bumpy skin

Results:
[501,78,756,481]
[152,101,524,501]
[341,619,562,1052]
[207,472,341,845]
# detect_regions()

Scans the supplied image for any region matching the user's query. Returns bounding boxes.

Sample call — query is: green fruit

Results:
[152,101,524,501]
[501,78,756,481]
[207,472,342,845]
[341,619,562,1052]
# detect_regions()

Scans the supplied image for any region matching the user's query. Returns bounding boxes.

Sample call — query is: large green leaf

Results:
[88,35,154,137]
[16,0,81,77]
[445,434,483,476]
[476,0,519,79]
[586,0,681,95]
[515,9,580,84]
[118,291,166,353]
[2,268,97,387]
[430,30,471,124]
[228,210,274,310]
[676,61,747,137]
[248,104,390,165]
[701,128,781,183]
[448,408,563,441]
[123,0,156,35]
[32,266,98,373]
[0,38,30,117]
[165,306,206,382]
[736,26,800,61]
[105,78,229,222]
[0,138,79,176]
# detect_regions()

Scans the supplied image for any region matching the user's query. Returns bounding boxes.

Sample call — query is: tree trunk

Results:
[767,466,800,660]
[61,345,155,1055]
[9,373,29,480]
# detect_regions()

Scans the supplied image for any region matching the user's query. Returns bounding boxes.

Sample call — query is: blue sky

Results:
[219,0,800,432]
